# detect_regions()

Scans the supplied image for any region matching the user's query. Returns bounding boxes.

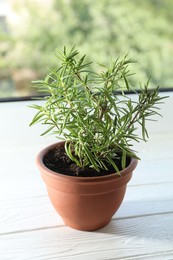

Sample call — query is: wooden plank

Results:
[0,96,173,259]
[0,101,55,147]
[1,132,173,160]
[0,157,172,202]
[0,196,63,235]
[134,133,173,161]
[1,182,173,234]
[1,145,172,178]
[0,93,173,148]
[131,158,173,185]
[1,213,173,260]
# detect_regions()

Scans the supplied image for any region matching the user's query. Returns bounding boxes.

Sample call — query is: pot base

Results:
[64,219,112,231]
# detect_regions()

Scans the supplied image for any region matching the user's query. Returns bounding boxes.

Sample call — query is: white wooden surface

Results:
[0,93,173,260]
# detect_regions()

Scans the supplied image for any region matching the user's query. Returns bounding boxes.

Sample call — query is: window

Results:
[0,0,173,100]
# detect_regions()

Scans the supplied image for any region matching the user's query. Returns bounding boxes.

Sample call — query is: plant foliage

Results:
[30,46,167,173]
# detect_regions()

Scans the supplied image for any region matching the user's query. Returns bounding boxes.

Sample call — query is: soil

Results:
[43,144,131,177]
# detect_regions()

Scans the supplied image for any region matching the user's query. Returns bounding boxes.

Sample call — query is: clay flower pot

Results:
[36,142,138,231]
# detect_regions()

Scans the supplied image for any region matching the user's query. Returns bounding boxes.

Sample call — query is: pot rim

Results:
[36,141,138,183]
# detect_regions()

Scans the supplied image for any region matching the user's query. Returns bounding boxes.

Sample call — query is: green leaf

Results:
[65,142,80,167]
[41,126,55,136]
[83,146,100,171]
[29,46,168,173]
[121,150,127,169]
[29,111,44,126]
[105,156,120,174]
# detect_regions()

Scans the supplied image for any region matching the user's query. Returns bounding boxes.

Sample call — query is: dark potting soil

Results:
[43,144,131,177]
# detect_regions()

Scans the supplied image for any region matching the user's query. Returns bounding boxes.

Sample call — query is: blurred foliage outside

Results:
[0,0,173,98]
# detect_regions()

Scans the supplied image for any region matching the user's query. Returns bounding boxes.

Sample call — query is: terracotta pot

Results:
[36,142,138,231]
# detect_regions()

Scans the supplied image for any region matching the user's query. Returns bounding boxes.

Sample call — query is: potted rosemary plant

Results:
[30,46,166,231]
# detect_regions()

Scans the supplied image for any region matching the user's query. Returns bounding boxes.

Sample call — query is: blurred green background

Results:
[0,0,173,98]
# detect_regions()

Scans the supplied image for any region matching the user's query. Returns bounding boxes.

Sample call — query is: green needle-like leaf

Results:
[29,46,168,174]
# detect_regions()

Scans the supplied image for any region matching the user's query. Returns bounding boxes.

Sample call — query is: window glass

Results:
[0,0,173,99]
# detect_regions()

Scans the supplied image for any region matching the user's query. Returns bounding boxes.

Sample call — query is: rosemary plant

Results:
[30,46,166,173]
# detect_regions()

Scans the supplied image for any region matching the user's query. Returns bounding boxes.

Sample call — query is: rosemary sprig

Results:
[30,46,168,174]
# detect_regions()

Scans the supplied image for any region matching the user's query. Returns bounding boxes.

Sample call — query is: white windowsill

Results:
[0,92,173,259]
